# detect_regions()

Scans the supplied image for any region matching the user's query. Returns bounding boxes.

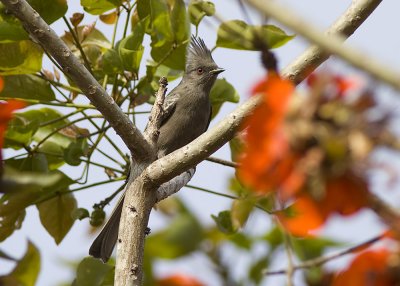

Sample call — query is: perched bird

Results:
[89,36,224,262]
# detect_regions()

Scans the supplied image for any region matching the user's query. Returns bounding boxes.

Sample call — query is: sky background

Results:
[2,0,400,285]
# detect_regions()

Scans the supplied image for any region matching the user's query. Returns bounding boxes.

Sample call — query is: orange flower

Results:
[277,194,325,236]
[333,249,395,286]
[0,100,26,161]
[239,73,301,195]
[156,274,205,286]
[0,76,4,93]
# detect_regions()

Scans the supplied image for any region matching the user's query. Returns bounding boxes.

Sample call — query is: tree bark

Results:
[0,0,154,162]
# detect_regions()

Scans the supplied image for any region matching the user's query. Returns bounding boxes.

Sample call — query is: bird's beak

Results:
[209,68,225,75]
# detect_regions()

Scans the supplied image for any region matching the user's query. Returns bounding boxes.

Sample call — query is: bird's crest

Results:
[186,36,215,70]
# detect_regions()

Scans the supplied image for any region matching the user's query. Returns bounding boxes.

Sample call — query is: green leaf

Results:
[9,108,88,168]
[249,255,269,285]
[137,0,150,20]
[292,236,342,261]
[2,165,62,187]
[37,192,77,244]
[8,241,40,286]
[72,208,90,220]
[154,64,183,82]
[229,176,252,197]
[216,20,294,51]
[150,0,173,42]
[231,198,255,230]
[229,232,253,250]
[118,19,146,73]
[170,0,190,43]
[0,4,28,42]
[4,114,39,149]
[150,42,188,70]
[0,74,55,100]
[89,208,106,227]
[188,0,215,27]
[99,48,124,75]
[0,41,43,75]
[211,210,237,234]
[81,0,121,15]
[64,139,89,166]
[229,135,244,163]
[0,186,38,241]
[209,78,240,118]
[28,0,68,24]
[263,227,284,251]
[0,164,70,241]
[149,0,190,70]
[62,26,110,69]
[0,206,26,242]
[73,257,114,286]
[146,213,203,259]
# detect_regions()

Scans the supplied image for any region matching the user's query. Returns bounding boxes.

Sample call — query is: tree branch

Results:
[367,193,400,235]
[145,0,385,187]
[206,156,238,168]
[245,0,400,92]
[144,77,168,146]
[282,0,383,84]
[146,95,260,185]
[263,233,384,276]
[0,0,154,162]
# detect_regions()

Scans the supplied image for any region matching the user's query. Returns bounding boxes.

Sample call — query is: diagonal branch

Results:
[245,0,400,92]
[145,0,385,187]
[263,233,384,276]
[0,0,154,162]
[282,0,384,84]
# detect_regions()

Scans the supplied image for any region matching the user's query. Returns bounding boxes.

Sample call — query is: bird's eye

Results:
[196,68,204,75]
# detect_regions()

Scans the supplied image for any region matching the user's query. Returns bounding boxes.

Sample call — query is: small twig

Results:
[144,77,168,145]
[62,16,93,74]
[236,0,252,25]
[186,184,272,214]
[263,233,384,276]
[0,97,95,109]
[94,182,127,209]
[282,229,295,286]
[367,193,400,235]
[205,156,238,168]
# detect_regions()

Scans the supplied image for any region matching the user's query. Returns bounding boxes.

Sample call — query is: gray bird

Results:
[89,36,224,262]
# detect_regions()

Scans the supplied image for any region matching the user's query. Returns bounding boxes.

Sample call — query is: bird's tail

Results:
[89,193,124,262]
[89,159,146,262]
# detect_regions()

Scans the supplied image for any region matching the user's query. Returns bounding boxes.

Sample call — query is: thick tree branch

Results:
[282,0,383,84]
[0,0,154,162]
[245,0,400,92]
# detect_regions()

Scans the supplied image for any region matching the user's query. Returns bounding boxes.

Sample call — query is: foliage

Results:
[1,0,397,285]
[237,70,400,284]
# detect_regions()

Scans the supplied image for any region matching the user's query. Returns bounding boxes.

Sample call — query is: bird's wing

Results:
[204,104,212,132]
[159,94,178,127]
